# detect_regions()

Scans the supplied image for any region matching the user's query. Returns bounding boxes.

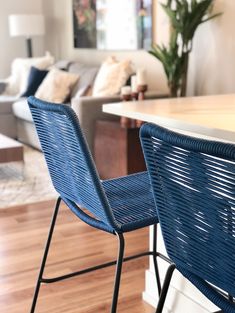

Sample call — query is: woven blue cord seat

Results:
[63,171,158,234]
[140,123,235,313]
[27,97,168,313]
[102,171,158,232]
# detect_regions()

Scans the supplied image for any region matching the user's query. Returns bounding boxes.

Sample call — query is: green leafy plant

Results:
[149,0,221,97]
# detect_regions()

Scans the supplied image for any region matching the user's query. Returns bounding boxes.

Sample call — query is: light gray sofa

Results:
[0,60,168,155]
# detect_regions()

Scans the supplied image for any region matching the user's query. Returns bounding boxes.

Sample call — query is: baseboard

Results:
[143,268,219,313]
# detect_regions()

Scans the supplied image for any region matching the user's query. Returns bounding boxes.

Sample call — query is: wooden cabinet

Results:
[94,120,146,179]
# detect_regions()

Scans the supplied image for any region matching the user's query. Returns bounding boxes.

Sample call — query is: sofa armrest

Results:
[71,96,121,154]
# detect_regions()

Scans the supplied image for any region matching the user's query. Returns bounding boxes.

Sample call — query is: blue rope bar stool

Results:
[140,123,235,313]
[27,96,170,313]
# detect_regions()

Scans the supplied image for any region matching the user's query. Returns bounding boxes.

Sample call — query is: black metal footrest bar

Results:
[41,251,149,284]
[157,252,172,264]
[41,250,171,284]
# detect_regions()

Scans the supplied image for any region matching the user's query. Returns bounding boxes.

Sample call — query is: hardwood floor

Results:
[0,200,155,313]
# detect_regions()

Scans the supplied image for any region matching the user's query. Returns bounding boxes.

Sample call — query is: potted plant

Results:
[149,0,221,97]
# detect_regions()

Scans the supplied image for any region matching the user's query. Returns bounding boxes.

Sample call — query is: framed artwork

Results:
[73,0,152,50]
[73,0,97,48]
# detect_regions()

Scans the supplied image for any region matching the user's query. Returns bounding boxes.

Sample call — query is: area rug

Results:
[0,145,57,208]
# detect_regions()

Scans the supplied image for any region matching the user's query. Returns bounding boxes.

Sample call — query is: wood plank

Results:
[0,200,154,313]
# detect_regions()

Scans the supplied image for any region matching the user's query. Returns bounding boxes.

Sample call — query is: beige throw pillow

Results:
[35,68,79,103]
[92,56,134,97]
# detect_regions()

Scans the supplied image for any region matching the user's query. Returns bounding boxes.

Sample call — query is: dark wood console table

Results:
[94,120,146,179]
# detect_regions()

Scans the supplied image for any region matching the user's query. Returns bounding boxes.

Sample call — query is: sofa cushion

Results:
[21,66,49,97]
[0,96,20,114]
[13,99,33,123]
[35,68,79,103]
[68,62,99,98]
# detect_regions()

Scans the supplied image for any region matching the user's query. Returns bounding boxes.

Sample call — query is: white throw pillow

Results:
[35,68,79,103]
[5,52,54,96]
[92,56,134,97]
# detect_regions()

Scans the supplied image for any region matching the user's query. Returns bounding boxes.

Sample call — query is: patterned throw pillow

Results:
[35,68,79,103]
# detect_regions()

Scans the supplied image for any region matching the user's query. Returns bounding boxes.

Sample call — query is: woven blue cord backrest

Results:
[140,123,235,297]
[28,96,119,230]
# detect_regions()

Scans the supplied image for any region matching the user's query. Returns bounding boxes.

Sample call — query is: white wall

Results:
[0,0,45,79]
[187,0,235,96]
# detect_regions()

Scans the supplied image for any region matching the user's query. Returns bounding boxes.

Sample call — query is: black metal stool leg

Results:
[110,233,125,313]
[156,263,176,313]
[152,224,162,296]
[30,197,62,313]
